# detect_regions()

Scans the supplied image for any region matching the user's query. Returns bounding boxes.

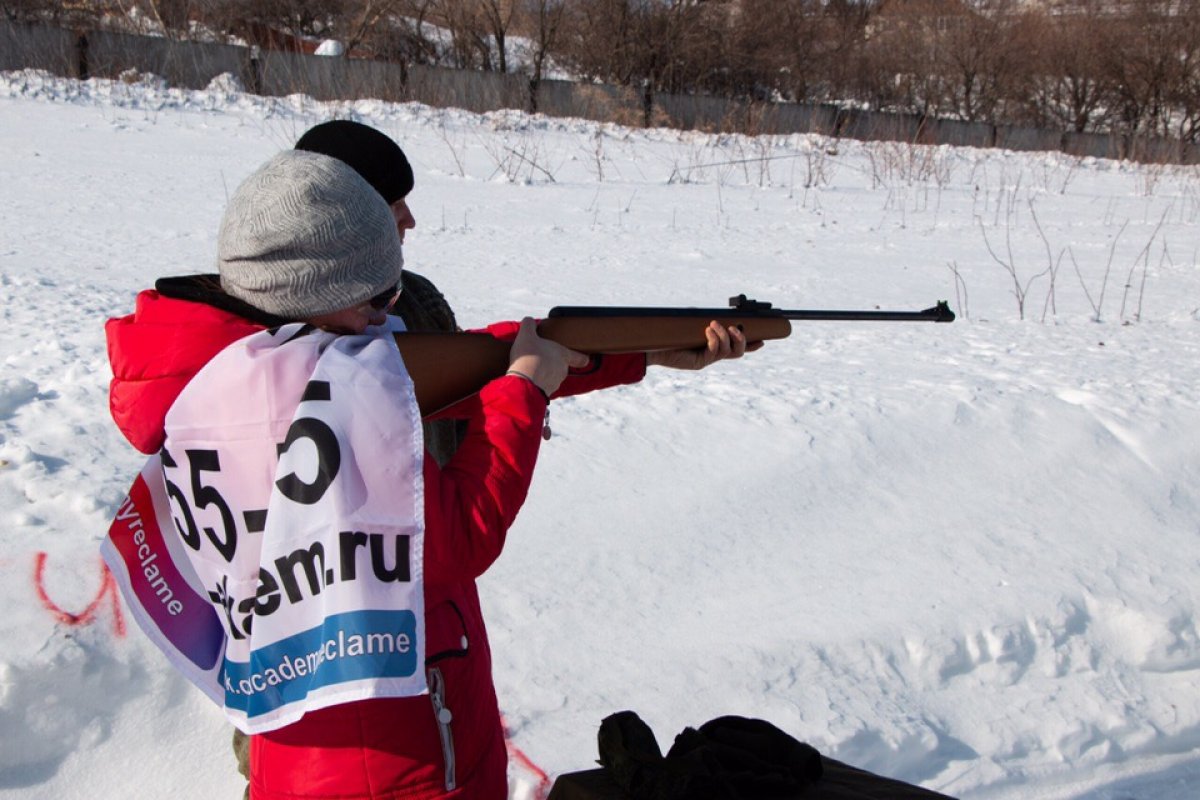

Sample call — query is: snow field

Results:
[0,69,1198,798]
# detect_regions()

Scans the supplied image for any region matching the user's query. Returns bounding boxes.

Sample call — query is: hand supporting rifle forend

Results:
[395,295,955,417]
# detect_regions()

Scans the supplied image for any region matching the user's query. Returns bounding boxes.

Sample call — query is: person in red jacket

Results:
[106,149,751,800]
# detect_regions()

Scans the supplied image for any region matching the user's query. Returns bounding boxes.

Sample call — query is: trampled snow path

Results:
[1,70,1198,799]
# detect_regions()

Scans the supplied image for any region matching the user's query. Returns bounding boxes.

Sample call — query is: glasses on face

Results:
[367,284,401,314]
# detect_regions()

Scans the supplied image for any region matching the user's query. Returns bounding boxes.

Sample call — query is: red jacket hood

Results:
[106,290,265,454]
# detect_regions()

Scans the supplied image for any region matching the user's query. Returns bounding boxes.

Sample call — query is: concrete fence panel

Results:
[532,78,575,118]
[406,64,526,115]
[729,101,822,136]
[772,103,839,136]
[655,94,830,136]
[995,125,1064,154]
[1129,136,1185,164]
[84,28,166,80]
[838,109,925,143]
[2,21,1194,165]
[258,50,400,103]
[536,81,644,125]
[85,28,246,88]
[1062,131,1122,159]
[170,38,255,90]
[656,93,735,132]
[927,118,995,148]
[0,20,77,75]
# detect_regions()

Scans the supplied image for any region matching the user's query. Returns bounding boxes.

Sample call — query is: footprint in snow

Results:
[0,377,39,420]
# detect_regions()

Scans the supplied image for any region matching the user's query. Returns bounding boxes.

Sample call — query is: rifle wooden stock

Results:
[394,315,792,417]
[536,314,792,352]
[393,332,511,418]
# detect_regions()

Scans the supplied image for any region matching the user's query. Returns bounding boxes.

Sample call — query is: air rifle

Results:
[395,295,955,417]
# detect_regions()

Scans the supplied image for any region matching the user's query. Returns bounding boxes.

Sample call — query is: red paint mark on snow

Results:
[34,552,125,636]
[503,715,553,800]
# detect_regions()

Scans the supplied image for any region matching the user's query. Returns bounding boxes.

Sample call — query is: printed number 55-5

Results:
[161,448,237,563]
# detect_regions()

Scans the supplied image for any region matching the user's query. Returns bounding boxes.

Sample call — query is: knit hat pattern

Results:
[218,150,404,319]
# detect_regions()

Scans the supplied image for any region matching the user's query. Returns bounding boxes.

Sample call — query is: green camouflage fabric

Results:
[233,728,249,799]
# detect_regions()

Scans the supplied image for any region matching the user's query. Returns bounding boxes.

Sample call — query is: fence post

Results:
[246,44,261,95]
[74,30,88,80]
[916,113,930,144]
[833,107,849,138]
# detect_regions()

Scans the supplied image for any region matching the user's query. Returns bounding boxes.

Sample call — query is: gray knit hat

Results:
[218,150,403,318]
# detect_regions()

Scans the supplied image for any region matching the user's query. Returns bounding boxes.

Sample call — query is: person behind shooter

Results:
[294,119,463,468]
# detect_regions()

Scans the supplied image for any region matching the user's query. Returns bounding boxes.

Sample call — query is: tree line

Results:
[6,0,1198,143]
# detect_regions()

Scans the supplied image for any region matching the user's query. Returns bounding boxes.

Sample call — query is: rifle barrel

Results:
[548,300,955,323]
[780,302,955,322]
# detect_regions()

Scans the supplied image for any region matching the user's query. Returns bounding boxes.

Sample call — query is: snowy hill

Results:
[0,69,1198,799]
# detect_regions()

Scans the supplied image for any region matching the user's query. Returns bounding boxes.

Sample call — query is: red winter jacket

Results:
[105,287,646,800]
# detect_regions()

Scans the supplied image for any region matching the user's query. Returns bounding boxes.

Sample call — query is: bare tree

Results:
[1018,4,1110,132]
[354,0,440,65]
[935,0,1027,124]
[554,0,641,87]
[479,0,516,72]
[424,0,493,70]
[199,0,345,49]
[3,0,94,26]
[730,0,830,102]
[1171,0,1200,143]
[820,0,877,103]
[138,0,196,37]
[338,0,406,57]
[1098,1,1179,140]
[520,0,567,111]
[858,0,956,116]
[26,0,1179,152]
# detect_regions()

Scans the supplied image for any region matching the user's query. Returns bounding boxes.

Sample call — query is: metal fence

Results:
[2,20,1194,164]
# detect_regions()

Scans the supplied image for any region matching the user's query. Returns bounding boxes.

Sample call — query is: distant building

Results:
[868,0,974,38]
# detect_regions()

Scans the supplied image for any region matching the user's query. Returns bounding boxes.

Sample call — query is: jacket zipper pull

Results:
[428,667,457,791]
[542,405,552,441]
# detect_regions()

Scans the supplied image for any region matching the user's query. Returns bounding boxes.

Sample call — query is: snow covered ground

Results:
[1,69,1198,799]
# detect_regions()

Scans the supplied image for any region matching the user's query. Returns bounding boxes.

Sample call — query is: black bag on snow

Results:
[597,710,823,800]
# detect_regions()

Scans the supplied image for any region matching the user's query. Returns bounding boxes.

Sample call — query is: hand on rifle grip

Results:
[646,321,762,371]
[507,317,590,397]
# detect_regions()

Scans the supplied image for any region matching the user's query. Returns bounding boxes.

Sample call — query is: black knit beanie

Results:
[295,120,415,204]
